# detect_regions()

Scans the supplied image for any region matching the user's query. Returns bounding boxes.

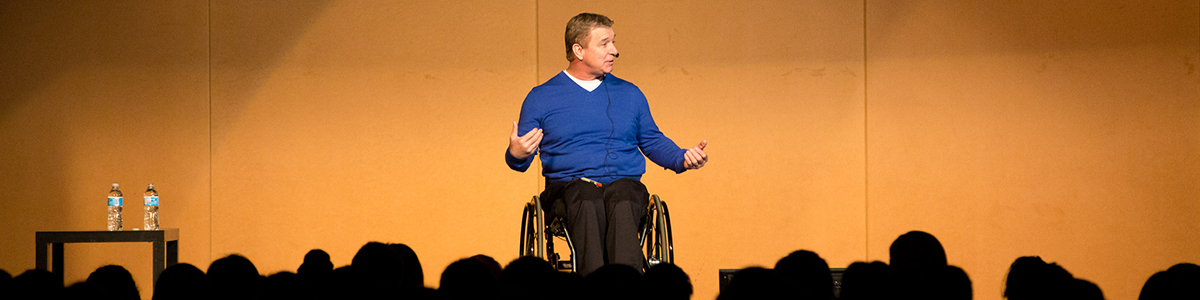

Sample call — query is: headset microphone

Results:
[613,53,620,58]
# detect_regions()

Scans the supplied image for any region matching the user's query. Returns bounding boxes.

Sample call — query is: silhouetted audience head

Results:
[472,255,504,279]
[1139,263,1200,300]
[583,264,645,300]
[12,269,63,299]
[645,263,692,300]
[774,249,833,300]
[297,249,333,277]
[717,267,788,300]
[1071,278,1103,300]
[440,255,502,300]
[933,265,972,300]
[889,231,951,300]
[1005,256,1076,300]
[1167,263,1200,279]
[262,271,311,300]
[840,261,889,300]
[352,241,429,298]
[500,256,558,300]
[389,243,425,289]
[351,242,404,285]
[0,269,10,296]
[86,265,141,300]
[1140,271,1171,300]
[207,254,263,300]
[1003,256,1103,300]
[550,271,585,300]
[62,280,98,299]
[294,249,334,299]
[329,265,368,299]
[890,231,947,272]
[153,263,209,300]
[1004,256,1049,300]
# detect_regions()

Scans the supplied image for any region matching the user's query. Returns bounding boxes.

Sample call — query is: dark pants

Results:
[542,178,649,276]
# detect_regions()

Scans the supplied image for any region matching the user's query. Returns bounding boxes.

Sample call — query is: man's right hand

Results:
[509,121,543,159]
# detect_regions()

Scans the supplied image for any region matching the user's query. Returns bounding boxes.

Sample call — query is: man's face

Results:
[578,26,618,77]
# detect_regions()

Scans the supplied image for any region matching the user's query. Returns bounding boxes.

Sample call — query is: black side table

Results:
[35,229,179,285]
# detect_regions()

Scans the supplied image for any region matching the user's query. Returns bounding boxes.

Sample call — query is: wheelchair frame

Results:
[519,194,674,273]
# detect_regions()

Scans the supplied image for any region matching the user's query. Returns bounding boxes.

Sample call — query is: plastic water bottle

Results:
[107,183,123,231]
[143,184,159,230]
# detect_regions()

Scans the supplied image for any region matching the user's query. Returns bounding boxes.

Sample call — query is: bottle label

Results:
[108,197,122,206]
[145,196,159,206]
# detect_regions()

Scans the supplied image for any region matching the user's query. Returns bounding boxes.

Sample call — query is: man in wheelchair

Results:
[505,12,709,275]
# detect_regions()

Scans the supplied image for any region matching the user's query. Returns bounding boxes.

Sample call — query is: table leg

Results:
[153,240,164,286]
[166,240,178,266]
[52,243,64,284]
[35,237,47,271]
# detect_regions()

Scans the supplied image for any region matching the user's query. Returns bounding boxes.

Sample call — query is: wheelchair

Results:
[519,194,674,273]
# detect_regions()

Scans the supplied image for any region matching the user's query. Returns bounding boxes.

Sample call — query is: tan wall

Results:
[207,0,539,289]
[865,2,1200,300]
[1,1,1196,300]
[0,0,212,296]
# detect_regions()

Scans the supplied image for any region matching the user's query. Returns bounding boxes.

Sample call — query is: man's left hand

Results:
[684,140,708,170]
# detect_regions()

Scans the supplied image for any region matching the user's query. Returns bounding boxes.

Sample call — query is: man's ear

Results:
[572,44,584,61]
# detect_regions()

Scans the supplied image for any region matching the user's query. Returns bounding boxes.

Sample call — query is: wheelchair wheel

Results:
[643,195,674,268]
[519,196,544,258]
[519,196,576,272]
[660,196,675,263]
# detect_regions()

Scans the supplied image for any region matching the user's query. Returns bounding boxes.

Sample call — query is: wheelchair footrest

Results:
[556,260,573,270]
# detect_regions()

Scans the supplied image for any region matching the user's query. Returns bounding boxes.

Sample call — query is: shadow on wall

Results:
[208,0,334,131]
[0,0,79,268]
[866,1,1198,60]
[0,0,333,273]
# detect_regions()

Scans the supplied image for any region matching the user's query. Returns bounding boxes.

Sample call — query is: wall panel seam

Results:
[862,0,870,262]
[207,0,214,265]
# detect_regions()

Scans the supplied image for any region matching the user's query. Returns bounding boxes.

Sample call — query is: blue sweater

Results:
[506,72,688,184]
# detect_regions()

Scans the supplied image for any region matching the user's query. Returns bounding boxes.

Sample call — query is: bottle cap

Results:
[113,183,119,188]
